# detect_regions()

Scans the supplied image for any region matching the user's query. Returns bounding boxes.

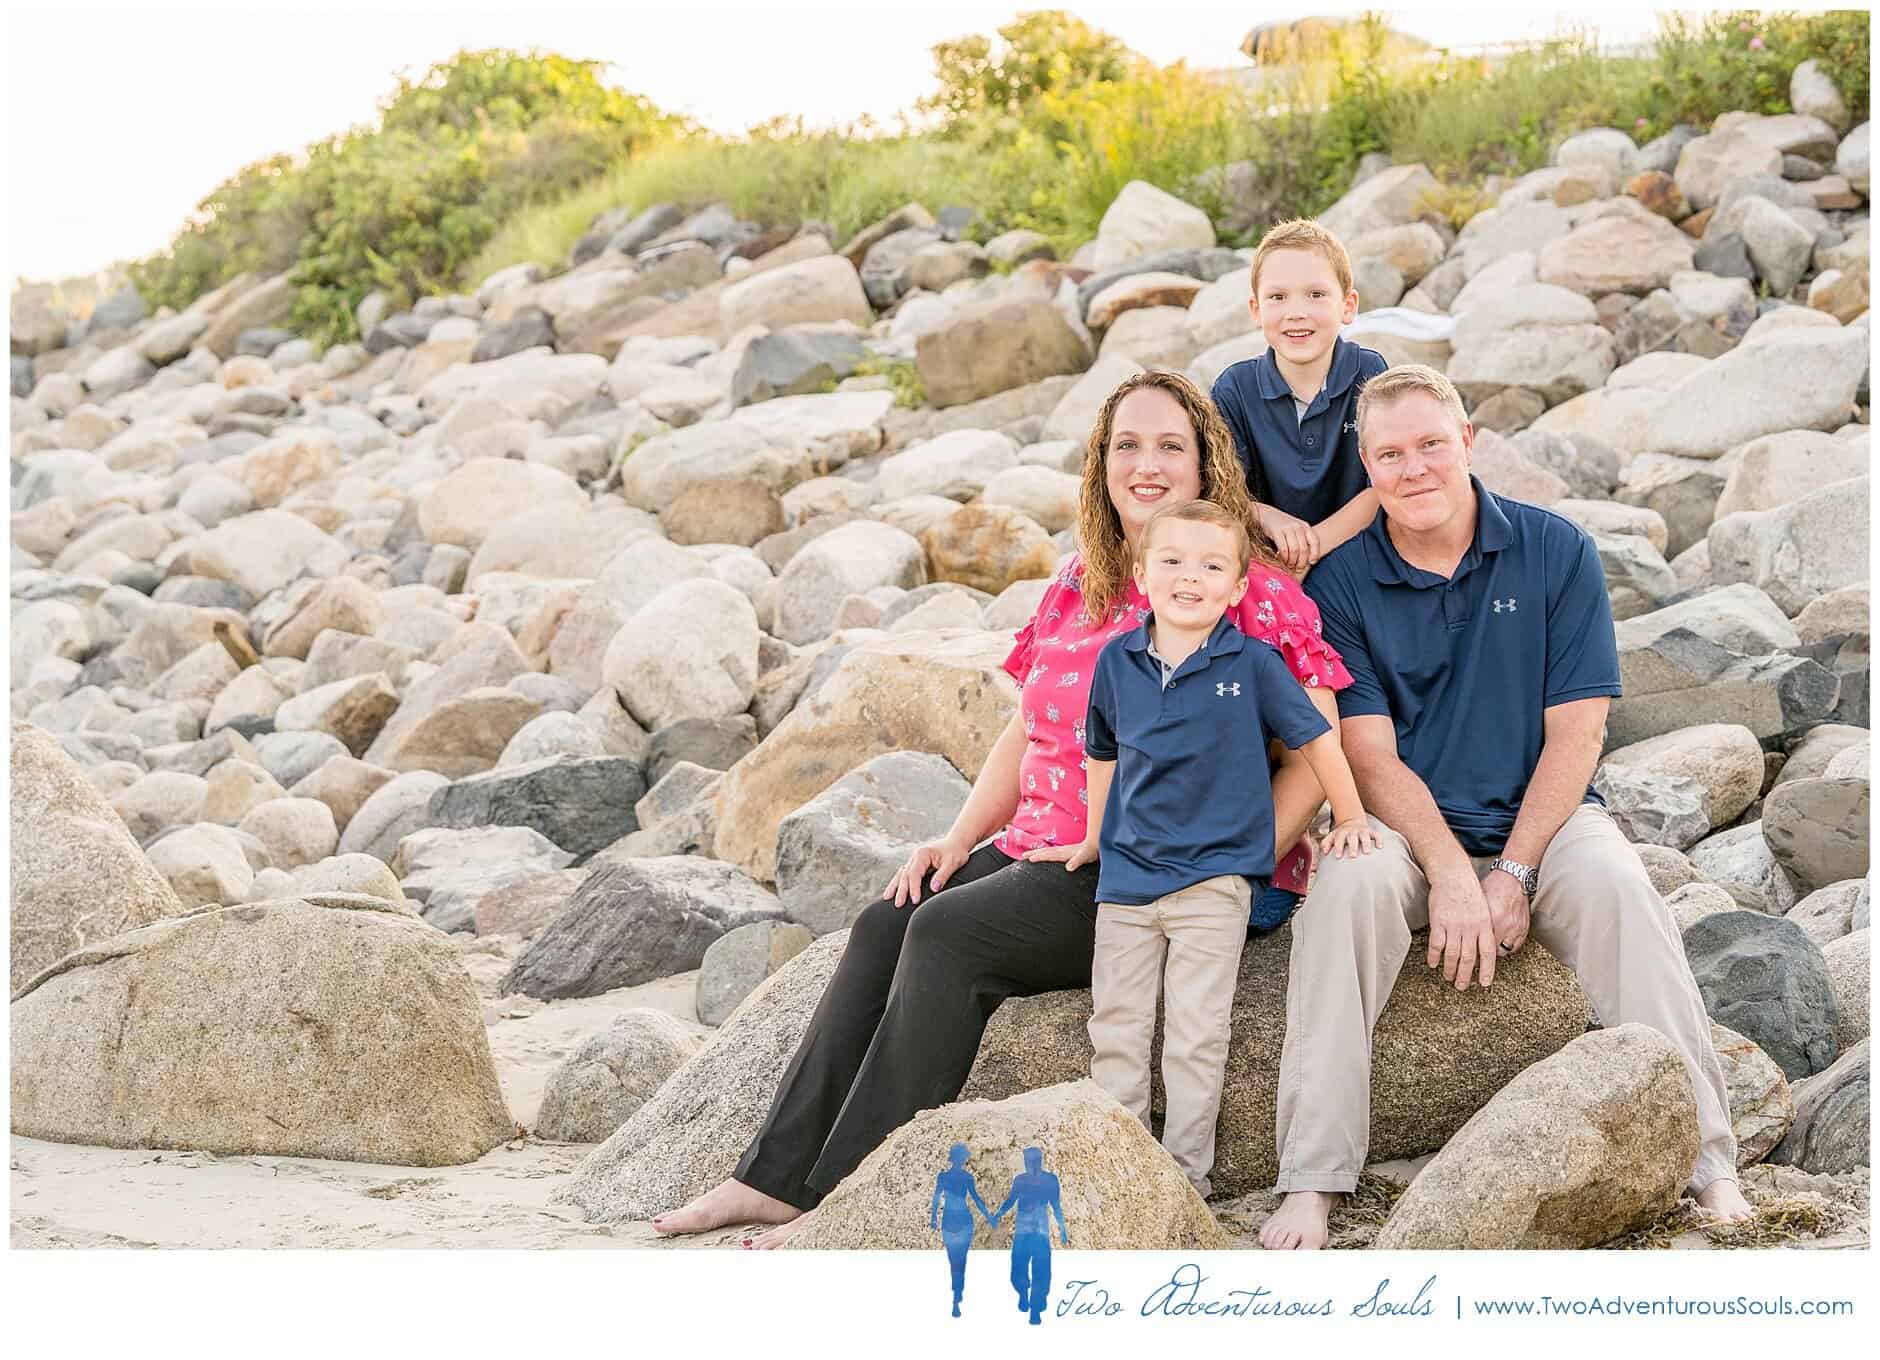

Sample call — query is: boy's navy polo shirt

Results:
[1085,613,1331,906]
[1302,477,1622,856]
[1211,335,1388,526]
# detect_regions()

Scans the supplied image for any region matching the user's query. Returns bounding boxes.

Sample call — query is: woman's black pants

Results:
[734,843,1101,1210]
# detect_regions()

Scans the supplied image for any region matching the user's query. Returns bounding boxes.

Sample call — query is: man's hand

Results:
[1256,504,1320,575]
[1426,868,1499,989]
[1484,870,1530,957]
[1024,841,1097,872]
[885,833,973,907]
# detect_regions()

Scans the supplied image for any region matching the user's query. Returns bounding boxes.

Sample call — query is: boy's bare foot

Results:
[651,1178,799,1236]
[1260,1190,1340,1250]
[744,1215,810,1250]
[1694,1178,1753,1223]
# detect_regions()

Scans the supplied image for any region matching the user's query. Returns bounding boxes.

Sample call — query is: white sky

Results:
[5,2,1710,283]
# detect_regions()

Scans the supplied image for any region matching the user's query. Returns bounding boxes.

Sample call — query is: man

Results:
[992,1146,1067,1324]
[1260,365,1753,1250]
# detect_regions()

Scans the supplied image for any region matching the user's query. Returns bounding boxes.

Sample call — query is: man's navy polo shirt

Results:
[1211,335,1388,526]
[1085,613,1331,906]
[1302,477,1622,856]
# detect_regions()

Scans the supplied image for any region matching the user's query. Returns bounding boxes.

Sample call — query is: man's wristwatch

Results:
[1489,858,1539,900]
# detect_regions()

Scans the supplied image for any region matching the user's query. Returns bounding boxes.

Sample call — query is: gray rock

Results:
[471,308,555,363]
[775,751,971,935]
[534,1009,704,1143]
[393,825,575,934]
[498,710,607,767]
[364,313,432,353]
[1074,247,1247,316]
[729,329,867,406]
[1761,772,1869,894]
[634,760,721,828]
[695,919,815,1025]
[607,202,686,256]
[251,730,349,789]
[1683,910,1841,1081]
[425,754,644,858]
[645,715,755,787]
[1690,821,1803,914]
[501,857,782,999]
[1693,232,1755,281]
[1635,124,1701,176]
[1592,765,1711,849]
[1769,1038,1868,1174]
[860,227,944,309]
[1610,629,1839,748]
[1509,428,1617,499]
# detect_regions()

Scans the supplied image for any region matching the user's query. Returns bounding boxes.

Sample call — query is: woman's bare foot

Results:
[651,1178,799,1236]
[744,1214,811,1250]
[1694,1177,1753,1223]
[1260,1190,1340,1250]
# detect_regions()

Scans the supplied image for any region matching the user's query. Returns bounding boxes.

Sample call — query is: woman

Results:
[930,1142,992,1316]
[652,370,1352,1247]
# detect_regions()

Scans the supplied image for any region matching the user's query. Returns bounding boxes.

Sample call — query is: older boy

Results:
[1212,218,1388,575]
[1029,500,1376,1197]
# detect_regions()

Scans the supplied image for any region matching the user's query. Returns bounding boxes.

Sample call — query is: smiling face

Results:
[1359,389,1476,536]
[1134,515,1250,632]
[1104,387,1205,549]
[1251,246,1359,370]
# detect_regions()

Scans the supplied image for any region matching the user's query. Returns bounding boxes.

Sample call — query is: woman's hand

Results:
[1320,819,1381,860]
[885,832,974,907]
[1024,841,1097,872]
[1256,504,1320,575]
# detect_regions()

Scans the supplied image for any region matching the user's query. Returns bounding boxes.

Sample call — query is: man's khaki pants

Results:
[1090,874,1252,1198]
[1274,804,1738,1196]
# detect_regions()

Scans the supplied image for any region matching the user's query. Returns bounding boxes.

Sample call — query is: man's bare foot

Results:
[1694,1178,1753,1223]
[1260,1190,1340,1250]
[651,1178,799,1236]
[744,1214,810,1250]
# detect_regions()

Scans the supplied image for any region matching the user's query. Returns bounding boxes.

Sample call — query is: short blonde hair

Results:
[1250,218,1355,297]
[1356,364,1470,446]
[1138,499,1253,576]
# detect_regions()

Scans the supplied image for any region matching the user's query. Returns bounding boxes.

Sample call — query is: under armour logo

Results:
[1216,682,1241,697]
[1343,420,1358,434]
[1493,598,1518,613]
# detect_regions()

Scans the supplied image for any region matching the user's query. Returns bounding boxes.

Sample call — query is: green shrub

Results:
[130,49,680,345]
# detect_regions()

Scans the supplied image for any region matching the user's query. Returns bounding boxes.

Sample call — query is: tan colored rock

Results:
[1714,430,1867,518]
[274,672,400,757]
[1086,271,1205,330]
[920,504,1060,595]
[1374,1025,1698,1248]
[376,687,543,777]
[198,272,295,357]
[9,900,513,1165]
[418,458,588,552]
[288,755,397,834]
[238,429,341,508]
[187,509,350,598]
[1822,929,1869,1049]
[1537,214,1695,296]
[144,822,256,908]
[1712,1021,1794,1167]
[662,477,787,547]
[237,797,339,872]
[1601,723,1765,828]
[10,724,185,990]
[1468,427,1569,504]
[916,296,1090,409]
[785,1081,1227,1249]
[200,759,287,825]
[713,631,1019,882]
[719,255,870,334]
[262,576,387,661]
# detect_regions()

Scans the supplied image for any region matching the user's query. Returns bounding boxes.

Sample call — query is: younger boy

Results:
[1211,218,1389,576]
[1027,499,1376,1197]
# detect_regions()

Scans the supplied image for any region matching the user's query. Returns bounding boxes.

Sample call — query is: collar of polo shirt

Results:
[1125,612,1246,659]
[1362,475,1516,588]
[1253,334,1364,413]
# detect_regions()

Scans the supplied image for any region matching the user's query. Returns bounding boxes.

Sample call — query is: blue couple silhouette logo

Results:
[929,1144,1068,1323]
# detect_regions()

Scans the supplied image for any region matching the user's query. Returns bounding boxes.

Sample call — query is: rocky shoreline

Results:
[10,67,1871,1248]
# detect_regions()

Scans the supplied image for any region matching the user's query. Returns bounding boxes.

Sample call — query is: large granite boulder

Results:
[916,296,1090,409]
[784,1081,1229,1250]
[9,900,513,1164]
[1761,776,1869,893]
[1374,1025,1699,1248]
[10,722,184,991]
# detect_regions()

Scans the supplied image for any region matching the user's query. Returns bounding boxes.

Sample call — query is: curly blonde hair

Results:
[1074,370,1278,624]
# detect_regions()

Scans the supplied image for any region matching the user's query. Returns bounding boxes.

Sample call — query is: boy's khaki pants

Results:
[1274,805,1739,1197]
[1089,874,1251,1198]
